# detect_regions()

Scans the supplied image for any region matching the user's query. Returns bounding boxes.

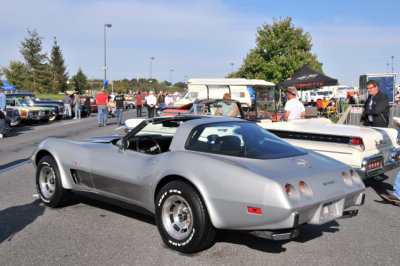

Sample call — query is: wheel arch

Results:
[34,149,54,167]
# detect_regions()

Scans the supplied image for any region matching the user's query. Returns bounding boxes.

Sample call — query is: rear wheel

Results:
[155,180,216,253]
[36,155,71,207]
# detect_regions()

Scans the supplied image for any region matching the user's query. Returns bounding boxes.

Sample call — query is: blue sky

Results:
[1,0,399,87]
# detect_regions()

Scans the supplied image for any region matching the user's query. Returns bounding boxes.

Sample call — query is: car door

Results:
[89,143,164,210]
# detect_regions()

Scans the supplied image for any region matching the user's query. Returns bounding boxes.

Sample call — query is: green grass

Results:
[36,93,65,101]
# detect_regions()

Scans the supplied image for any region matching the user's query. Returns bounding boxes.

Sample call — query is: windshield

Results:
[186,121,306,159]
[254,86,276,119]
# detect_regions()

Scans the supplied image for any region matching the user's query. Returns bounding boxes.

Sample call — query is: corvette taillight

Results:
[299,181,313,199]
[342,171,353,187]
[285,184,299,202]
[349,169,362,187]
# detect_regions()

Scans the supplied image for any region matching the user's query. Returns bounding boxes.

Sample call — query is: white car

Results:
[258,118,400,179]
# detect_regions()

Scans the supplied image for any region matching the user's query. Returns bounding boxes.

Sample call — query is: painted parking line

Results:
[115,126,124,130]
[0,158,30,174]
[62,121,81,125]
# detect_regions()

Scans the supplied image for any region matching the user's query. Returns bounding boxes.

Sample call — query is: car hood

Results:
[84,135,123,143]
[258,118,398,151]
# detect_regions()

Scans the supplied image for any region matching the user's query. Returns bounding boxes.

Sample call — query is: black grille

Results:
[268,130,351,144]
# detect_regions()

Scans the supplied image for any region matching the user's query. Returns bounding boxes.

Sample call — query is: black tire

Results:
[36,155,71,208]
[155,180,216,253]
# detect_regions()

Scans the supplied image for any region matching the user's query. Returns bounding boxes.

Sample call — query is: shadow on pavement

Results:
[0,199,45,243]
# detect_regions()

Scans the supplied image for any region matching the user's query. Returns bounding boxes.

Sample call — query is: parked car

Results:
[5,97,47,122]
[124,95,135,109]
[149,82,400,180]
[5,107,22,127]
[79,96,98,116]
[5,93,60,121]
[32,116,365,253]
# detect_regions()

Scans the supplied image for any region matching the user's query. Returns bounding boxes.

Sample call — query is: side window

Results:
[187,125,244,156]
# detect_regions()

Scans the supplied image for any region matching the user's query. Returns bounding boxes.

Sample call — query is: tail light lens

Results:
[299,181,313,199]
[349,169,362,187]
[342,171,353,187]
[349,137,365,150]
[285,184,300,202]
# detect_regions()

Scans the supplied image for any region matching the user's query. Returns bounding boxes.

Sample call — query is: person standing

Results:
[380,121,400,205]
[157,91,165,109]
[96,89,109,126]
[135,91,143,117]
[146,91,157,118]
[62,92,72,119]
[360,80,389,127]
[73,93,81,119]
[84,92,91,117]
[114,91,125,126]
[0,88,7,138]
[283,86,305,121]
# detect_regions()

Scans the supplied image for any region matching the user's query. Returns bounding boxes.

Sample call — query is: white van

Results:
[174,78,274,107]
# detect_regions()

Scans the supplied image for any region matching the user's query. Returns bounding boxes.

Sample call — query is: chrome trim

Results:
[249,229,300,241]
[354,151,400,179]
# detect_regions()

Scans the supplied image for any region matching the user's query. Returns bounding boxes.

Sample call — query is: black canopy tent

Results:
[277,64,338,90]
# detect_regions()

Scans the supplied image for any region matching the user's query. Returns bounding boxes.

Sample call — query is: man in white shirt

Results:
[146,91,157,118]
[284,86,305,121]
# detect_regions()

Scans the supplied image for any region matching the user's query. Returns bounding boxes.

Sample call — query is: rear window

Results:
[186,122,306,159]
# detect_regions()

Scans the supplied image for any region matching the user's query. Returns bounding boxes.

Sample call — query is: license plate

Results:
[319,201,342,224]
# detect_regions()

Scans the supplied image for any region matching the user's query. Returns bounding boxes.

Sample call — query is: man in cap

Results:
[283,86,305,121]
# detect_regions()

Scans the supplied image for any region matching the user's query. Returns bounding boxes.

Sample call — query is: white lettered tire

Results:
[155,180,216,253]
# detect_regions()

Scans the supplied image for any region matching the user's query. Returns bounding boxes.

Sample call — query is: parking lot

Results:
[0,109,400,265]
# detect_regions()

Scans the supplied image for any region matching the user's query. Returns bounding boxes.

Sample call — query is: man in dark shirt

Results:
[114,91,125,126]
[360,80,389,127]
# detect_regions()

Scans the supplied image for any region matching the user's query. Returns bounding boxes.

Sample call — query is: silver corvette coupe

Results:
[32,116,365,253]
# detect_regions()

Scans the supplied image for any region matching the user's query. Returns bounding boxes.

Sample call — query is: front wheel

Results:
[155,181,216,253]
[36,155,71,207]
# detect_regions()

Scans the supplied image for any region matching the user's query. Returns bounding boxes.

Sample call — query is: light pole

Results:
[184,75,188,89]
[149,57,155,90]
[230,62,234,75]
[387,63,389,73]
[170,69,174,86]
[391,56,395,73]
[104,24,112,89]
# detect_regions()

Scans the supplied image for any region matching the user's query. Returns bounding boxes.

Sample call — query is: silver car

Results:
[31,116,365,253]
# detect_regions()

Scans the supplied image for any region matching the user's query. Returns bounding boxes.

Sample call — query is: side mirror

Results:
[116,139,129,151]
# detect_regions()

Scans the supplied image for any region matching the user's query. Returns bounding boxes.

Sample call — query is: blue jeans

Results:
[116,108,123,125]
[74,105,81,119]
[394,171,400,199]
[97,105,108,125]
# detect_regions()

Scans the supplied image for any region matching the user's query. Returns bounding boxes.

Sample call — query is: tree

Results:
[19,28,48,92]
[2,61,31,90]
[71,68,87,93]
[234,17,323,85]
[50,37,69,93]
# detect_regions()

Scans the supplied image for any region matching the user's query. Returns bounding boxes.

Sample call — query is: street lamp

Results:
[387,63,389,73]
[391,56,395,73]
[149,57,155,90]
[170,69,174,86]
[230,62,234,75]
[104,23,112,89]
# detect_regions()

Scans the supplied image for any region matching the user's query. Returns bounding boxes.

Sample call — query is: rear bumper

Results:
[354,148,400,179]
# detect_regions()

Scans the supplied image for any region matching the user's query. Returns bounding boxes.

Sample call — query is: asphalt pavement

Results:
[0,110,399,265]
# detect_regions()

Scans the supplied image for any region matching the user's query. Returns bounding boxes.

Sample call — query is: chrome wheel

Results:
[161,195,193,240]
[39,165,56,199]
